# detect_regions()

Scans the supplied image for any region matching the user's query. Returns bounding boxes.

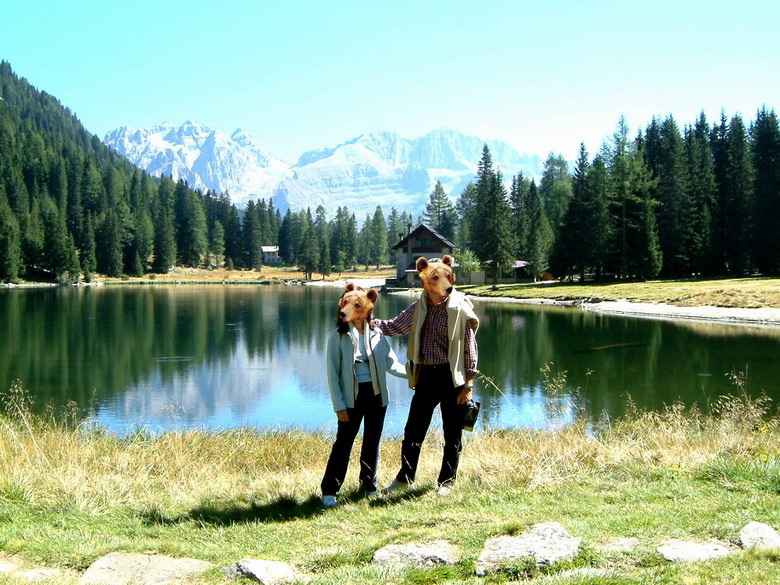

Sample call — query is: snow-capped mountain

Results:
[104,121,291,207]
[104,123,543,216]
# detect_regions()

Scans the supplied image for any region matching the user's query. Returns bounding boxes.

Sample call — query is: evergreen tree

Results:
[471,145,515,280]
[298,208,319,279]
[538,153,573,233]
[551,143,591,280]
[456,182,478,249]
[209,220,225,268]
[179,192,208,267]
[684,113,718,275]
[369,205,389,267]
[243,200,263,269]
[315,205,331,277]
[357,214,372,268]
[722,114,754,274]
[422,181,457,240]
[645,115,691,276]
[0,189,22,282]
[152,183,176,273]
[750,106,780,274]
[81,212,97,280]
[524,180,554,279]
[97,208,123,277]
[223,205,243,267]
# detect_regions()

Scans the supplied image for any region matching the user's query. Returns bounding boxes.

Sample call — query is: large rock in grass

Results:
[740,522,780,551]
[373,541,461,567]
[79,552,214,585]
[226,559,304,584]
[657,539,732,562]
[475,522,581,576]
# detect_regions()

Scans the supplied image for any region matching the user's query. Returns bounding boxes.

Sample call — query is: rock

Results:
[373,541,461,567]
[79,552,214,585]
[227,559,304,584]
[657,539,732,562]
[475,522,582,576]
[740,521,780,551]
[600,537,640,552]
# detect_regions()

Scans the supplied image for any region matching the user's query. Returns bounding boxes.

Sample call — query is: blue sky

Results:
[2,0,778,163]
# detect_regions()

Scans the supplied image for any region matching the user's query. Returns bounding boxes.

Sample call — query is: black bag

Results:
[462,400,480,432]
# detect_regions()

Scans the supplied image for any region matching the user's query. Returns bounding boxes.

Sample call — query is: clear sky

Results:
[2,0,778,163]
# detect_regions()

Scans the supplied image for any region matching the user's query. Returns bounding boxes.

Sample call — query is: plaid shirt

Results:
[375,299,478,374]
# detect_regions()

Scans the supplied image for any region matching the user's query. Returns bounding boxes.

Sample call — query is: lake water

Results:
[1,285,779,434]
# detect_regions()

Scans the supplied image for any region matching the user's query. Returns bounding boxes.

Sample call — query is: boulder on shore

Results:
[476,522,581,575]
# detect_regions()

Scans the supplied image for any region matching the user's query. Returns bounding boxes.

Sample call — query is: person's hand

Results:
[456,385,473,404]
[336,409,350,422]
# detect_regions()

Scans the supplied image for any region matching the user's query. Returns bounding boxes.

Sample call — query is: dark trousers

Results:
[396,364,467,487]
[321,382,387,496]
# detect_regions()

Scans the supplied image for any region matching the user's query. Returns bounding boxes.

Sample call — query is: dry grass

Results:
[464,277,780,309]
[97,265,396,285]
[1,380,777,515]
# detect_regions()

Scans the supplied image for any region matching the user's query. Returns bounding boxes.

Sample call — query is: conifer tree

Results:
[243,200,263,269]
[0,189,22,282]
[722,114,753,274]
[209,220,225,268]
[456,182,478,249]
[538,153,573,233]
[315,205,331,277]
[370,205,389,267]
[524,180,553,279]
[750,106,780,274]
[684,113,718,275]
[645,116,690,277]
[298,208,319,279]
[422,181,457,240]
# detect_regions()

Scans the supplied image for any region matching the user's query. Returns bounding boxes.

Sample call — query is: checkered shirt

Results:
[375,298,478,374]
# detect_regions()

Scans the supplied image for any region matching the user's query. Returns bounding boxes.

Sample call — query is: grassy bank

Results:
[1,384,779,584]
[460,276,780,309]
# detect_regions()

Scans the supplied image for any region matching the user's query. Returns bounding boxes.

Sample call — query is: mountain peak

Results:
[105,123,543,216]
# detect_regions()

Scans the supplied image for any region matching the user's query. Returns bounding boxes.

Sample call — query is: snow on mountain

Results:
[104,121,291,207]
[104,123,543,216]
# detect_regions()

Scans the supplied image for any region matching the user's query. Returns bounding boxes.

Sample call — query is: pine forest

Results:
[1,61,779,284]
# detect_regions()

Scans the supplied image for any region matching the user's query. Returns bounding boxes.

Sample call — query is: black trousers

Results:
[396,364,467,487]
[321,382,387,496]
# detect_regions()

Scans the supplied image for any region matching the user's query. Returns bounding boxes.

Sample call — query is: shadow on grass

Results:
[141,494,326,526]
[140,485,431,527]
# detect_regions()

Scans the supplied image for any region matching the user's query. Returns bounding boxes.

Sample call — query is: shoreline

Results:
[5,277,780,328]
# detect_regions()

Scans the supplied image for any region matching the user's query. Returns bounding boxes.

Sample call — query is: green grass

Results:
[1,384,779,584]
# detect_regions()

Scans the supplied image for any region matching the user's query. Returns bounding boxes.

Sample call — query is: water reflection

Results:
[1,286,778,433]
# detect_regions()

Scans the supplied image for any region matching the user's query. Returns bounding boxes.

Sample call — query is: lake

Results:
[1,285,779,434]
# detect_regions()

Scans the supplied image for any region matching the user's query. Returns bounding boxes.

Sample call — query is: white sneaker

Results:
[436,485,453,496]
[322,495,338,508]
[381,479,409,495]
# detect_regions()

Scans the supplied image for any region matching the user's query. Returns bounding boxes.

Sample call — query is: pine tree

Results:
[456,182,478,249]
[243,200,263,269]
[298,209,319,279]
[539,153,572,233]
[750,106,780,274]
[315,205,331,277]
[684,113,718,275]
[645,115,690,277]
[552,143,590,280]
[0,188,22,282]
[722,114,753,274]
[152,182,176,273]
[81,212,97,280]
[423,181,457,240]
[209,220,225,268]
[370,205,389,268]
[524,180,553,279]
